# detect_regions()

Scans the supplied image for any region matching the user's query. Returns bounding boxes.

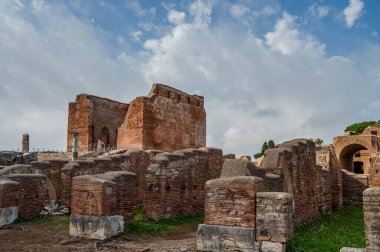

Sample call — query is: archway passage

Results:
[99,127,110,144]
[339,144,370,174]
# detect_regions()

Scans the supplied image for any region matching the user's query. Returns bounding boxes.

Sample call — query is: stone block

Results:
[0,207,18,227]
[69,214,124,240]
[260,241,286,252]
[197,224,259,252]
[339,248,365,252]
[256,192,294,242]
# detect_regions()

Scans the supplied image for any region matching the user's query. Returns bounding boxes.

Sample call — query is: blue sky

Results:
[0,0,379,156]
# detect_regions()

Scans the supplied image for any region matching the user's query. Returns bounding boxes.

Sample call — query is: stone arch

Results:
[99,126,110,144]
[339,143,372,173]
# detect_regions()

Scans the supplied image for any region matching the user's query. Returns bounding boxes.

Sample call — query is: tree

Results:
[344,121,376,133]
[313,138,323,145]
[254,140,275,159]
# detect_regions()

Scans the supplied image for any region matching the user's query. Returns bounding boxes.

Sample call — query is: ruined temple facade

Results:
[67,84,206,152]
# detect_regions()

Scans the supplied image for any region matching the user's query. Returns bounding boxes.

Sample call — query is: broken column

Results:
[69,171,138,240]
[0,177,20,227]
[363,187,380,251]
[72,132,79,160]
[197,176,263,251]
[22,133,29,153]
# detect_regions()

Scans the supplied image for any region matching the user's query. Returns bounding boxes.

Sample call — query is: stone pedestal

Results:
[69,214,124,240]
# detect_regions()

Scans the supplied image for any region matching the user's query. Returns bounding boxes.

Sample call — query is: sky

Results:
[0,0,379,156]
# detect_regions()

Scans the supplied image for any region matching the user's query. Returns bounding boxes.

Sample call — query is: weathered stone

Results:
[260,241,286,252]
[69,214,124,240]
[363,187,380,251]
[197,224,259,252]
[340,248,365,252]
[256,192,294,242]
[0,207,18,227]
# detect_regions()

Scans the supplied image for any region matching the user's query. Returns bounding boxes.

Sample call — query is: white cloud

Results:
[371,31,378,39]
[343,0,364,28]
[0,0,379,158]
[309,4,330,18]
[130,30,143,41]
[262,6,275,16]
[230,4,249,19]
[265,13,324,55]
[168,10,186,25]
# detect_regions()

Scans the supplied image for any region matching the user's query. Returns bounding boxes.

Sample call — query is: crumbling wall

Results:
[67,94,129,152]
[342,170,369,204]
[220,159,282,192]
[144,147,223,220]
[369,155,380,187]
[261,139,326,225]
[5,174,51,218]
[31,160,69,201]
[37,152,71,161]
[117,84,206,152]
[0,177,20,227]
[317,145,343,210]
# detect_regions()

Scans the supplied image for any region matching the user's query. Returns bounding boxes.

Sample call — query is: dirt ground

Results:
[0,216,198,252]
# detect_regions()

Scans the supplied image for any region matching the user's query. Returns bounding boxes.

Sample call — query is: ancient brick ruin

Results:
[2,85,380,250]
[67,84,206,153]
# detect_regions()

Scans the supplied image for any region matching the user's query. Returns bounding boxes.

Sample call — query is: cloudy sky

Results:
[0,0,379,156]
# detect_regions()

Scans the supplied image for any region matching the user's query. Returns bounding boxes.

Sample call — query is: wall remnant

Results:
[197,176,293,252]
[363,187,380,251]
[67,84,206,153]
[0,177,20,227]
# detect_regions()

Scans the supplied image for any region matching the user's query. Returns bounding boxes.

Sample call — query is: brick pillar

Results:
[363,187,380,252]
[0,178,20,227]
[197,176,263,251]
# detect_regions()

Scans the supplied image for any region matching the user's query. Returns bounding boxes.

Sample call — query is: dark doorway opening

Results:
[99,127,110,144]
[354,161,364,174]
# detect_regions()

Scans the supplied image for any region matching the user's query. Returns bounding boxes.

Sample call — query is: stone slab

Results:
[261,241,286,252]
[197,224,260,252]
[0,207,18,227]
[340,247,365,252]
[69,214,124,240]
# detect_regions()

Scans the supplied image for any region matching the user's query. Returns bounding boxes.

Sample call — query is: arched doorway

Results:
[339,144,371,174]
[99,127,110,144]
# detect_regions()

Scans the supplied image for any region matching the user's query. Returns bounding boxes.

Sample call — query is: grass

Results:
[287,205,365,252]
[124,207,204,235]
[15,215,70,230]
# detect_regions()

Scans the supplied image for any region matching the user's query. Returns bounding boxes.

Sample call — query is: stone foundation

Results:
[69,214,124,240]
[197,224,259,252]
[363,187,380,251]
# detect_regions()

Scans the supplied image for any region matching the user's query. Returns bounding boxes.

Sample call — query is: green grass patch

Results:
[287,205,365,252]
[15,215,70,230]
[124,207,204,235]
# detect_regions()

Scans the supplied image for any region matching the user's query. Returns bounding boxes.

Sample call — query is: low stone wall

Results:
[342,170,369,205]
[37,152,71,161]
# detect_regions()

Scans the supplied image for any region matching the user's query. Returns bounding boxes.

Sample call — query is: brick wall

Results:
[342,170,369,204]
[369,156,380,187]
[144,147,223,220]
[316,145,343,210]
[117,84,206,152]
[67,94,129,152]
[5,174,50,218]
[204,176,263,228]
[0,177,20,207]
[262,139,325,225]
